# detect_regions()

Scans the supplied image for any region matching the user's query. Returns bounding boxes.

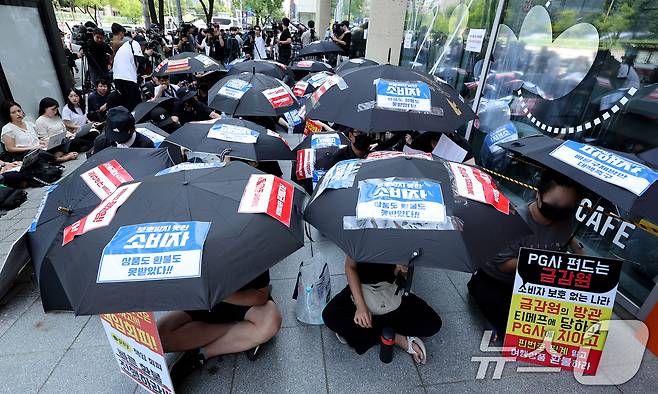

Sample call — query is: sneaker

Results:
[335,333,348,345]
[169,348,206,388]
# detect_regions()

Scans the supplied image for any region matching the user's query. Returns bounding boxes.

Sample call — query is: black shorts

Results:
[185,296,274,324]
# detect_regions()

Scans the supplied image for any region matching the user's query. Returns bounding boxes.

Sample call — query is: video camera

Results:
[71,22,96,47]
[332,22,343,38]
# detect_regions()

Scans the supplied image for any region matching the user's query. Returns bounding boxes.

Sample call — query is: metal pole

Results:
[347,0,352,22]
[176,0,183,25]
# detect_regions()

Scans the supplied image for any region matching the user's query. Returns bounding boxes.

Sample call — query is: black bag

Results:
[23,162,63,187]
[0,186,27,210]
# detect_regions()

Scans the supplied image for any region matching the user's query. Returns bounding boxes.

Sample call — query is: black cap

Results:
[176,87,197,102]
[150,107,174,129]
[105,106,135,143]
[134,35,147,45]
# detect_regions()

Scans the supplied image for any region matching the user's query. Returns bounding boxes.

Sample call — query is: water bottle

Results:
[380,326,395,364]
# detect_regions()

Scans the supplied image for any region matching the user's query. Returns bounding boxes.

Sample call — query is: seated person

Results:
[158,270,281,386]
[327,129,371,168]
[153,75,180,99]
[0,159,28,188]
[61,88,89,134]
[34,97,83,160]
[150,107,180,134]
[172,87,220,125]
[87,79,111,113]
[1,100,45,160]
[468,170,584,337]
[90,106,155,155]
[323,256,442,363]
[372,131,419,152]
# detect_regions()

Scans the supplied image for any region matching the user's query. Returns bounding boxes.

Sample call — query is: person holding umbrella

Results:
[158,271,282,384]
[468,170,585,338]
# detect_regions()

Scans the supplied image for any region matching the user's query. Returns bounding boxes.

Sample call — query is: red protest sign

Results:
[448,162,510,214]
[262,86,294,108]
[238,174,294,227]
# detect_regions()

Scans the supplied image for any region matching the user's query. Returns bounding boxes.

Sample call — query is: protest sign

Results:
[312,169,326,189]
[97,221,210,283]
[207,123,259,143]
[63,183,141,245]
[448,162,510,214]
[262,86,294,108]
[155,162,225,176]
[484,123,518,154]
[238,174,294,227]
[356,178,446,223]
[80,160,134,200]
[29,185,57,232]
[194,54,217,68]
[312,159,361,201]
[365,151,433,161]
[303,119,322,135]
[375,79,431,113]
[432,134,467,162]
[307,72,329,88]
[166,58,190,73]
[296,149,315,180]
[100,312,174,394]
[293,81,309,97]
[217,79,252,99]
[550,140,658,196]
[136,128,165,148]
[310,133,340,149]
[503,248,622,375]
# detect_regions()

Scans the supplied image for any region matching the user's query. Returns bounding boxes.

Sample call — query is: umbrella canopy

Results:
[296,40,343,58]
[291,131,349,194]
[132,97,175,124]
[135,123,169,147]
[290,60,334,73]
[501,135,658,222]
[335,58,379,74]
[293,130,350,152]
[305,155,530,272]
[304,64,475,133]
[226,59,289,80]
[49,162,305,315]
[164,118,294,161]
[154,52,226,76]
[292,71,334,98]
[208,72,300,117]
[28,148,174,311]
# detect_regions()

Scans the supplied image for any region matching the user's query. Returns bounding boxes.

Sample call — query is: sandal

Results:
[406,336,427,364]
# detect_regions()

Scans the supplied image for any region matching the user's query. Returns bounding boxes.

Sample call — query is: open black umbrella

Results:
[501,135,658,222]
[48,162,305,315]
[208,72,300,117]
[132,97,175,124]
[292,71,333,98]
[305,155,529,272]
[290,60,334,73]
[293,130,350,152]
[291,131,349,194]
[154,52,226,76]
[296,40,343,58]
[335,57,379,74]
[226,59,289,80]
[164,118,294,161]
[28,148,174,311]
[304,64,475,133]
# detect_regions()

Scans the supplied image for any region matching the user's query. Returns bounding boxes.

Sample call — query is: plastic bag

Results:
[292,261,331,325]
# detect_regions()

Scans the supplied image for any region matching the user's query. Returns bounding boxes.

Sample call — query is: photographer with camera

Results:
[200,28,225,63]
[82,28,113,85]
[332,20,352,63]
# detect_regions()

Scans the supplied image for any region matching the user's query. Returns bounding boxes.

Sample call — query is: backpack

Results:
[0,186,27,210]
[23,162,64,187]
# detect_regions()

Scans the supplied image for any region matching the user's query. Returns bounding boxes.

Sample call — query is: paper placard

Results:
[466,28,486,53]
[262,86,295,108]
[194,53,218,67]
[156,162,225,176]
[167,58,190,72]
[311,133,340,149]
[293,81,309,97]
[448,162,509,214]
[218,79,252,99]
[136,127,165,148]
[375,79,431,113]
[97,221,210,283]
[80,160,135,200]
[365,151,433,161]
[432,134,468,162]
[296,149,315,180]
[207,123,259,143]
[238,174,294,227]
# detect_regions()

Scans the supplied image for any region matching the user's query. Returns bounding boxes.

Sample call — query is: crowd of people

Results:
[0,17,589,391]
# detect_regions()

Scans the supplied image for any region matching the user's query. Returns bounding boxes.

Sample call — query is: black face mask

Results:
[537,197,575,222]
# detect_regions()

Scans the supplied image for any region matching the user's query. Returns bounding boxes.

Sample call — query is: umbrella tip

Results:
[387,48,391,64]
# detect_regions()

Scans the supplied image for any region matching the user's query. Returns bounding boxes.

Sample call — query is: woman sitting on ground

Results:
[34,97,78,162]
[323,256,442,364]
[1,101,45,161]
[61,88,88,134]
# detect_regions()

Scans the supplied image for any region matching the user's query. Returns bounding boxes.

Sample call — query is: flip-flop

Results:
[406,336,427,364]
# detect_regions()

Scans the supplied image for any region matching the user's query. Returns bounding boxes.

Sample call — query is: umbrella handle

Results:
[403,248,422,296]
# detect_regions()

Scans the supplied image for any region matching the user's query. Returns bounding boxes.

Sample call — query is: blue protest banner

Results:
[375,79,431,113]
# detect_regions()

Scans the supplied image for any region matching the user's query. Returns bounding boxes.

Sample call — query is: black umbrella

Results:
[296,40,343,58]
[135,123,169,147]
[154,52,226,76]
[291,131,349,194]
[304,64,475,133]
[292,71,334,98]
[208,72,300,117]
[289,60,334,73]
[501,135,658,222]
[49,162,305,315]
[293,130,350,152]
[164,118,294,161]
[132,97,175,124]
[28,148,174,311]
[226,59,289,80]
[305,155,529,272]
[335,57,379,74]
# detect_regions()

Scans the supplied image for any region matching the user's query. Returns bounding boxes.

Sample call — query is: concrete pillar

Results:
[365,0,408,64]
[316,0,332,39]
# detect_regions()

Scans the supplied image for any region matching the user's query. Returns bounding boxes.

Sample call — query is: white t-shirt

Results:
[113,40,143,83]
[154,84,180,98]
[35,115,67,141]
[254,36,267,60]
[1,121,40,148]
[61,105,88,128]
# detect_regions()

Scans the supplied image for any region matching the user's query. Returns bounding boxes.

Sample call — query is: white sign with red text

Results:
[448,162,510,214]
[80,160,134,199]
[262,86,294,108]
[238,175,294,227]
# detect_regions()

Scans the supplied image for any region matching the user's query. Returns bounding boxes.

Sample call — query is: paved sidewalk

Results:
[1,138,657,393]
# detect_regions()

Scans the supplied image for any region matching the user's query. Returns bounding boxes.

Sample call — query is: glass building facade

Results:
[400,0,658,315]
